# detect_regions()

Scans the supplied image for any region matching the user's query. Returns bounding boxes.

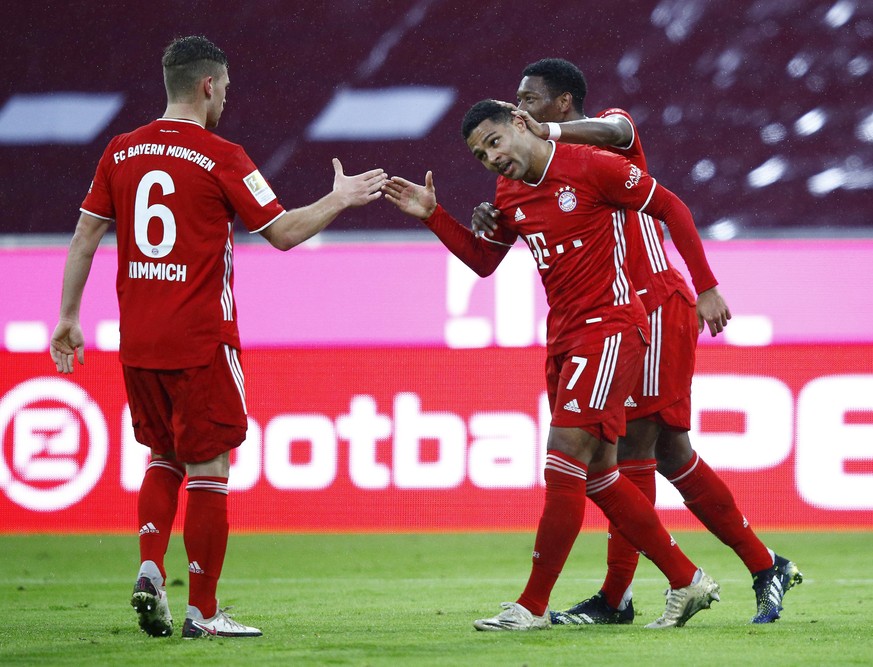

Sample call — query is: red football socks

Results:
[517,451,588,617]
[600,459,657,608]
[588,467,697,590]
[137,458,185,583]
[184,476,229,619]
[669,452,773,574]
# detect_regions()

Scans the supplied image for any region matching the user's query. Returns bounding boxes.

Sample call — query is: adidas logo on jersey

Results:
[563,399,581,413]
[139,522,159,535]
[188,561,205,575]
[624,396,638,408]
[515,207,526,221]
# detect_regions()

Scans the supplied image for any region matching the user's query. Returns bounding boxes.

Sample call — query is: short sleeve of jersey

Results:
[587,149,656,213]
[218,146,285,233]
[80,142,119,220]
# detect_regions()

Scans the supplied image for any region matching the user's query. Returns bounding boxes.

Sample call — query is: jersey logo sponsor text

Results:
[625,164,642,189]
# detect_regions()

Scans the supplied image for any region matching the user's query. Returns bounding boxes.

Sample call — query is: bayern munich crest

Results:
[555,185,577,212]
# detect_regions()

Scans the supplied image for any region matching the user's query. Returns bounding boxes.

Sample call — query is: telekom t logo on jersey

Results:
[524,232,550,269]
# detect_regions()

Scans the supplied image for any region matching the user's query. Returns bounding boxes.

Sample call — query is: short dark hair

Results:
[162,35,228,100]
[521,58,587,114]
[462,100,514,139]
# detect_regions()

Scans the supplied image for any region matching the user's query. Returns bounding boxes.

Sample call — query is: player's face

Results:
[205,67,229,129]
[516,75,562,123]
[466,117,531,181]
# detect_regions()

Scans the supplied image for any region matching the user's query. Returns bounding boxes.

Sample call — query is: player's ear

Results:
[203,76,214,99]
[557,92,573,113]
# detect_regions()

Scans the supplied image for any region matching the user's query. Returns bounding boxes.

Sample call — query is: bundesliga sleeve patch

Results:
[243,169,277,206]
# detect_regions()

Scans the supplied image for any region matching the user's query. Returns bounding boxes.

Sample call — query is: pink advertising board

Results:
[2,238,872,352]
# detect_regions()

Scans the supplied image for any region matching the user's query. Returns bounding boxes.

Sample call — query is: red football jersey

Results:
[595,107,699,313]
[491,141,650,354]
[81,118,285,369]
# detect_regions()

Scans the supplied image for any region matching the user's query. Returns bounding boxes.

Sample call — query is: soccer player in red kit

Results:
[384,100,721,630]
[472,58,802,625]
[50,35,386,638]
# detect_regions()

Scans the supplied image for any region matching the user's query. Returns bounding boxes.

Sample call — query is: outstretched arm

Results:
[383,171,512,277]
[51,212,111,373]
[514,110,633,149]
[260,158,387,250]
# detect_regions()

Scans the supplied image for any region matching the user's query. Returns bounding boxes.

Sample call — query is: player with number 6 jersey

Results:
[51,35,386,640]
[82,117,285,369]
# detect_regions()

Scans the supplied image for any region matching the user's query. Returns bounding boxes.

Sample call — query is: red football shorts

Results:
[122,344,248,464]
[546,326,647,443]
[625,290,697,430]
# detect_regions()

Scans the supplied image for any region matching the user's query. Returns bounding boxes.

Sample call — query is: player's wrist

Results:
[546,122,562,141]
[421,203,438,220]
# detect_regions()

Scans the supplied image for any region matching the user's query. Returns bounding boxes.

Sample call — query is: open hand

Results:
[382,171,438,220]
[511,109,548,139]
[332,158,387,208]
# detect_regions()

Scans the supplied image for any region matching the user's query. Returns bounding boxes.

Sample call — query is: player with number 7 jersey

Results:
[384,99,722,631]
[489,141,651,357]
[81,117,285,369]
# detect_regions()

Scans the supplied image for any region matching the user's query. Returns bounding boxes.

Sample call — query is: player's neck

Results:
[162,102,207,128]
[523,139,554,183]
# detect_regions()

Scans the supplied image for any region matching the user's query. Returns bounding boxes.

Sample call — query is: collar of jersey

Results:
[157,117,205,129]
[522,140,557,188]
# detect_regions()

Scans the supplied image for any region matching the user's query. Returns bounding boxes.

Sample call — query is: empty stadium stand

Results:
[1,0,871,239]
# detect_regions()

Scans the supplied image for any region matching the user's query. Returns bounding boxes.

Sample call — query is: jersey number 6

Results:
[134,170,177,259]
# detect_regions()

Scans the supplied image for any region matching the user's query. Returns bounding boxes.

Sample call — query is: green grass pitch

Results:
[0,531,870,666]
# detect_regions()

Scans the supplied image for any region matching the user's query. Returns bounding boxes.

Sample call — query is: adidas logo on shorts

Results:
[563,399,581,413]
[624,396,638,408]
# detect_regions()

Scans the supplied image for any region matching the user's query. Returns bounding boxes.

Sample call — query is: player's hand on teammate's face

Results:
[382,171,438,220]
[331,158,388,208]
[471,202,500,237]
[50,320,85,374]
[696,287,732,337]
[511,110,547,139]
